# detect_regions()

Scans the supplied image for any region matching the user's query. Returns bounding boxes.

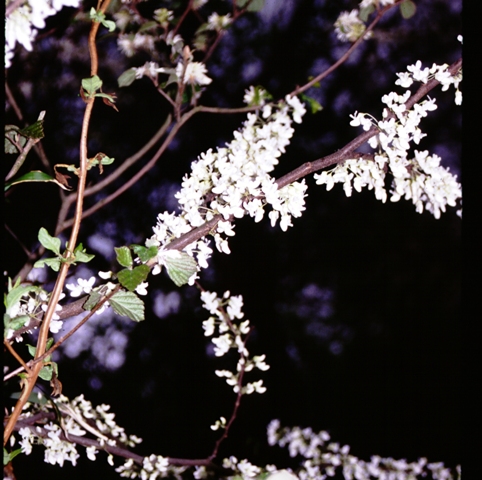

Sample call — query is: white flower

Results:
[43,423,80,467]
[65,276,96,297]
[349,112,373,131]
[285,95,306,124]
[237,459,261,477]
[266,470,299,480]
[334,10,368,43]
[212,333,232,356]
[49,319,63,333]
[86,445,98,461]
[5,0,81,68]
[207,12,232,31]
[19,427,34,455]
[135,281,148,296]
[176,61,212,86]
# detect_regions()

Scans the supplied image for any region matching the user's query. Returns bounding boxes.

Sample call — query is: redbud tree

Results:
[4,1,461,479]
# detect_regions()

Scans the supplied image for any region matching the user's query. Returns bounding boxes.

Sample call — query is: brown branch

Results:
[9,412,228,472]
[5,82,53,174]
[8,56,460,327]
[290,0,404,97]
[3,0,113,447]
[4,340,32,375]
[57,104,260,233]
[171,0,194,38]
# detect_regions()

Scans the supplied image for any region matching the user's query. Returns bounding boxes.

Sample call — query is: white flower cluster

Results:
[267,420,461,480]
[359,0,396,7]
[334,10,370,43]
[65,275,123,313]
[222,456,262,479]
[5,286,64,340]
[19,423,80,467]
[395,60,462,105]
[16,394,142,468]
[147,95,306,278]
[314,61,462,219]
[201,290,270,395]
[5,0,81,68]
[115,455,188,479]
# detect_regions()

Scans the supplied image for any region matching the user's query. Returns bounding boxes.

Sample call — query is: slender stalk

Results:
[3,0,112,447]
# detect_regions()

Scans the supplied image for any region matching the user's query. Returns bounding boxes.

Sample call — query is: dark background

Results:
[4,0,461,478]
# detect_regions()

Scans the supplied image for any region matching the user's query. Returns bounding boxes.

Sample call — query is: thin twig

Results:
[5,111,46,181]
[290,0,404,98]
[5,0,26,17]
[3,0,113,447]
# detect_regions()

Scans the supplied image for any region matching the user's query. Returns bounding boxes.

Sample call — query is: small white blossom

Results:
[334,10,369,43]
[176,61,212,86]
[65,276,96,297]
[135,282,149,296]
[207,12,232,31]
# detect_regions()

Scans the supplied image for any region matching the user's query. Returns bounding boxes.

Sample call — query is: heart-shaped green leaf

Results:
[117,265,150,291]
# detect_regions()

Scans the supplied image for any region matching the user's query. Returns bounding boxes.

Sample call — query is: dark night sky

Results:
[5,1,461,478]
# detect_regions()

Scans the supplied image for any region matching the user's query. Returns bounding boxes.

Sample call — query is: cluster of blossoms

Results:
[4,283,64,341]
[201,290,270,395]
[147,93,307,281]
[115,455,189,479]
[5,0,81,68]
[334,10,370,43]
[15,394,142,468]
[315,61,462,219]
[266,420,461,480]
[116,3,231,78]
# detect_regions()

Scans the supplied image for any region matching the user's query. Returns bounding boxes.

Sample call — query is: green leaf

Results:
[4,170,71,192]
[118,68,137,88]
[164,251,198,287]
[109,290,145,322]
[90,153,115,166]
[10,391,48,405]
[73,244,95,263]
[117,265,150,291]
[82,75,103,95]
[131,244,158,263]
[94,92,116,102]
[34,257,62,272]
[37,228,61,255]
[5,284,39,313]
[138,21,158,33]
[359,5,375,22]
[102,19,116,32]
[400,0,416,19]
[84,290,103,311]
[39,364,53,381]
[20,118,45,140]
[26,344,37,357]
[4,447,23,465]
[193,32,209,51]
[115,246,133,268]
[236,0,265,12]
[300,94,323,114]
[4,315,29,337]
